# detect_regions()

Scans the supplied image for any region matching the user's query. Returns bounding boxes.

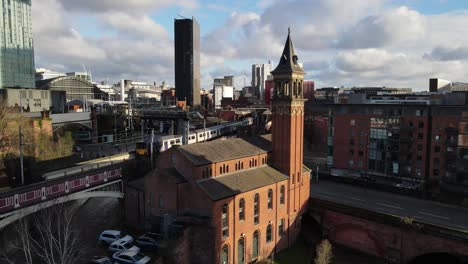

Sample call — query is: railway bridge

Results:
[306,181,468,264]
[0,166,123,229]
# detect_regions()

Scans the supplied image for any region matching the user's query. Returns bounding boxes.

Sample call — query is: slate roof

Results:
[177,137,270,166]
[271,29,305,76]
[197,165,289,201]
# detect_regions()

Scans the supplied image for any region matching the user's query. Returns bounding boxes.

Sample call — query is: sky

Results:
[32,0,468,91]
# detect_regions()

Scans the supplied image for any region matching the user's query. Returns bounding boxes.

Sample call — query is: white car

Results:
[109,237,140,253]
[98,230,133,245]
[112,250,151,264]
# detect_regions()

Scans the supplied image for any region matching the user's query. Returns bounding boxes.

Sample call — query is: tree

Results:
[1,203,85,264]
[314,239,333,264]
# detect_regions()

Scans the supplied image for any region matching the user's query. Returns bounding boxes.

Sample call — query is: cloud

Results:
[425,45,468,61]
[58,0,198,13]
[336,6,425,49]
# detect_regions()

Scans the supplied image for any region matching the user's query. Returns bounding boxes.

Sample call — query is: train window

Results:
[176,139,181,143]
[170,140,175,144]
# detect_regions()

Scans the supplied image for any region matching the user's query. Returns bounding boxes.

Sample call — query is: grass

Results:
[273,238,312,264]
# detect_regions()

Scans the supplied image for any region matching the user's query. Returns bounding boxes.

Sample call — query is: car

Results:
[90,256,115,264]
[98,230,133,245]
[112,250,151,264]
[73,145,83,152]
[142,232,162,241]
[395,181,421,190]
[109,237,140,253]
[135,235,164,251]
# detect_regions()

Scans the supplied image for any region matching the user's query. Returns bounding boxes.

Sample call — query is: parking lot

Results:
[74,198,158,264]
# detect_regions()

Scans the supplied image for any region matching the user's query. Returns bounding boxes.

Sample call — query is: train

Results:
[0,168,122,214]
[135,117,254,155]
[42,153,132,181]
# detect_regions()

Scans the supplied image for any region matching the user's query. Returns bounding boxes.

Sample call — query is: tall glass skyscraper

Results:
[0,0,35,88]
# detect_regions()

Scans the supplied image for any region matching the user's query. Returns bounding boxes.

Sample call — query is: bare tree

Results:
[314,239,333,264]
[1,203,85,264]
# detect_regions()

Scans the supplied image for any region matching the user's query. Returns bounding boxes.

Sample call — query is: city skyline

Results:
[32,0,468,90]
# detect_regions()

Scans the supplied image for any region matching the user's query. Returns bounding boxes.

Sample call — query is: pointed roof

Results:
[271,28,305,76]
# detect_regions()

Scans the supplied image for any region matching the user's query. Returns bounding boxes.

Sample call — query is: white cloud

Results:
[336,6,425,49]
[58,0,198,13]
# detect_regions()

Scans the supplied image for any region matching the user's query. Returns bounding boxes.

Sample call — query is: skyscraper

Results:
[251,62,272,100]
[174,17,200,107]
[0,0,35,88]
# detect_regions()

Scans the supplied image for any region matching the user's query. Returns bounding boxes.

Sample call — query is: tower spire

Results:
[271,28,304,76]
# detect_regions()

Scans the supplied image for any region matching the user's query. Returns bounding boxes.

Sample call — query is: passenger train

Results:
[135,117,254,155]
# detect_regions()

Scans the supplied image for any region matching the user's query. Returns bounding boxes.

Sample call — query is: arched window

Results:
[254,193,259,224]
[297,172,300,184]
[238,237,245,264]
[241,162,244,169]
[239,198,245,221]
[280,185,285,204]
[266,224,272,243]
[235,163,238,170]
[221,244,229,264]
[292,173,295,184]
[222,203,229,238]
[267,189,273,209]
[279,218,285,236]
[254,159,257,166]
[253,230,259,258]
[249,160,252,167]
[220,166,222,174]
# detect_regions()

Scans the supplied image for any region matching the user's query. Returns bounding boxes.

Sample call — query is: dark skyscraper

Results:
[174,17,200,107]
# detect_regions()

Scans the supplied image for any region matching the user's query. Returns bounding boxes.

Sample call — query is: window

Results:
[279,219,284,236]
[417,133,423,139]
[241,162,244,169]
[235,164,238,170]
[222,204,229,238]
[350,149,355,155]
[202,170,206,178]
[350,139,355,146]
[280,186,285,204]
[158,194,164,209]
[254,193,260,225]
[221,244,229,264]
[418,122,424,128]
[435,135,440,141]
[417,144,423,151]
[266,224,272,243]
[249,160,252,167]
[238,238,245,264]
[358,151,363,157]
[239,198,245,221]
[268,189,273,209]
[292,174,295,184]
[417,155,422,161]
[434,146,440,153]
[297,172,301,184]
[220,166,222,174]
[253,231,259,258]
[350,119,355,125]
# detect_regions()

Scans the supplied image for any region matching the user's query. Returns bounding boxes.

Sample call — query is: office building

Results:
[174,17,200,107]
[213,76,234,109]
[251,62,272,100]
[0,0,35,88]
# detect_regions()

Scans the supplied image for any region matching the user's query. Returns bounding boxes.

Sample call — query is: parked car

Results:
[395,181,421,190]
[90,256,114,264]
[98,230,133,245]
[141,232,162,241]
[112,250,151,264]
[109,237,140,253]
[135,235,163,251]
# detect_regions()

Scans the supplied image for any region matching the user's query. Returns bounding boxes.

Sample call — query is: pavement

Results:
[310,180,468,231]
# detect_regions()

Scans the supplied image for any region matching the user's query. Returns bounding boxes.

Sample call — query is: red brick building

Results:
[328,104,468,194]
[136,31,310,264]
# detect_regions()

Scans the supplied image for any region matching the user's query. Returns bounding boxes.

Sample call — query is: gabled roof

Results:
[177,137,270,166]
[197,165,288,201]
[271,29,305,76]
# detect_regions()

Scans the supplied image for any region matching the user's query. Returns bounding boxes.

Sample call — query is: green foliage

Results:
[36,131,74,161]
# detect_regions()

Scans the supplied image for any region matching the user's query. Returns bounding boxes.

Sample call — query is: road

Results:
[311,181,468,231]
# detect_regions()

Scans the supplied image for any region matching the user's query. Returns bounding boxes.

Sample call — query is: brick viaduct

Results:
[305,198,468,264]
